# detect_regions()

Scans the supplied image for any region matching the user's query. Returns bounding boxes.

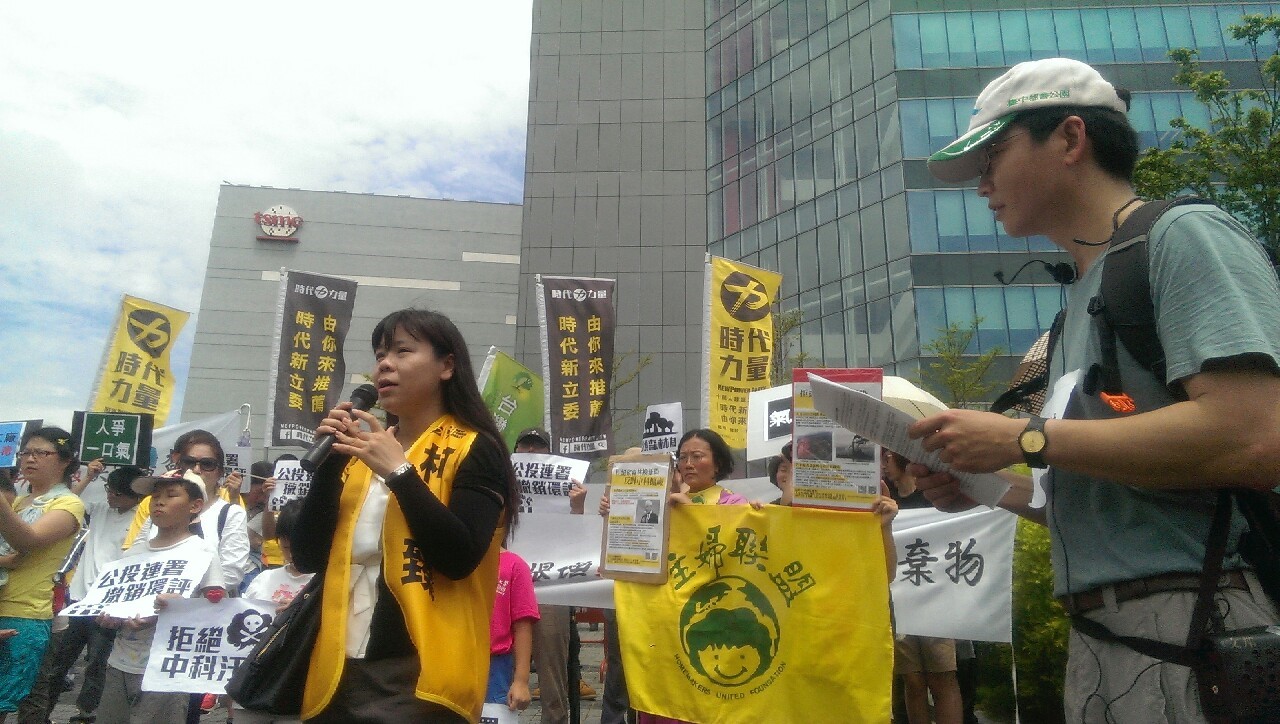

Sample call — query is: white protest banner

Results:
[508,513,613,608]
[143,597,275,694]
[890,507,1016,642]
[510,453,590,515]
[639,402,682,454]
[747,383,793,461]
[63,546,214,620]
[269,459,313,511]
[480,702,520,724]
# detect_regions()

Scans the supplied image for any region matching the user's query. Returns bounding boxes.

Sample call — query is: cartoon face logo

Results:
[679,576,780,687]
[719,272,770,322]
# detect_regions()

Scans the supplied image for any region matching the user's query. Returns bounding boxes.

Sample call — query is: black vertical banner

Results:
[536,276,616,458]
[265,270,358,447]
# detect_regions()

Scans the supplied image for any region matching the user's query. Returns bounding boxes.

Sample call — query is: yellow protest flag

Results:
[703,256,781,449]
[615,505,892,724]
[89,295,190,424]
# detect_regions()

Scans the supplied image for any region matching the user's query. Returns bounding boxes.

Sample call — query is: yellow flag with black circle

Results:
[702,256,781,449]
[615,505,892,723]
[90,295,190,424]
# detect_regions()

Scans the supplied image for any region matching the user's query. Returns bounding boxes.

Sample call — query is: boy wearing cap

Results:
[96,471,224,723]
[907,57,1280,721]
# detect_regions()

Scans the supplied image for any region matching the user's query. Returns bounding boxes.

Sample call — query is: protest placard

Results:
[600,453,671,581]
[269,459,313,511]
[509,452,590,515]
[639,402,682,454]
[63,546,214,620]
[480,703,519,724]
[143,597,276,694]
[791,368,882,510]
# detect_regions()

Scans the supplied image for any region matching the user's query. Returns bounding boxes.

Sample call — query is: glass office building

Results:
[703,0,1279,390]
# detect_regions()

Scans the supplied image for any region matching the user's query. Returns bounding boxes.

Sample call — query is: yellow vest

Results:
[302,415,502,722]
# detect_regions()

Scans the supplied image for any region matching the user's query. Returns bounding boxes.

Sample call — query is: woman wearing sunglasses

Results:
[0,427,86,722]
[134,430,250,595]
[292,308,519,723]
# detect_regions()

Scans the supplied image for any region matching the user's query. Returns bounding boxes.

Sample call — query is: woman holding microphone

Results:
[293,308,518,723]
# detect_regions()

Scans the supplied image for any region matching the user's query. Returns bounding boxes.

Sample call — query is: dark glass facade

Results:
[704,0,1276,389]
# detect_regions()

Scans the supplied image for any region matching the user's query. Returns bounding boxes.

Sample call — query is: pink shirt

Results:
[490,550,540,655]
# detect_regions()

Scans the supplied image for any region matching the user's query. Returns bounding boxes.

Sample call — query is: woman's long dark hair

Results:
[372,308,519,529]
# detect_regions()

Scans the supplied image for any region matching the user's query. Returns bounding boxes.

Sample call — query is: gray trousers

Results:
[533,604,571,724]
[97,666,188,724]
[1064,571,1279,724]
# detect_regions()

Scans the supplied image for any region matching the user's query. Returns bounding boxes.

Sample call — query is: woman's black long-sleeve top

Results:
[291,433,507,660]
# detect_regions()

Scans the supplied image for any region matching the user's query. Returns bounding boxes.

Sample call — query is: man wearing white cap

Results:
[906,58,1280,721]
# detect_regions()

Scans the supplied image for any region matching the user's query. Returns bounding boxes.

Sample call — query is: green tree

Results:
[769,303,804,386]
[976,517,1070,724]
[1133,14,1280,260]
[917,319,1003,409]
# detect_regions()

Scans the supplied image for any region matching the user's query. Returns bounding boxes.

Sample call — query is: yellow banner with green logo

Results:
[702,256,781,449]
[90,295,190,424]
[615,505,892,723]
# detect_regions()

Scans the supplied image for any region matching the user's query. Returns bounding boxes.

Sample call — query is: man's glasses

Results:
[17,449,58,460]
[179,456,221,472]
[978,131,1028,177]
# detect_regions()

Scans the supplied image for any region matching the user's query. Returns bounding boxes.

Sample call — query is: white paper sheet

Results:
[807,374,1011,507]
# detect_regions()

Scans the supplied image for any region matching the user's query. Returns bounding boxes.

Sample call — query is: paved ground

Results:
[49,622,999,723]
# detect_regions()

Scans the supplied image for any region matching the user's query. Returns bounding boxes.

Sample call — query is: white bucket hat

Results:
[927,58,1128,182]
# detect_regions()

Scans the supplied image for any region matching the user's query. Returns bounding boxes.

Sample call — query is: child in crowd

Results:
[233,498,311,724]
[96,471,224,723]
[241,499,309,610]
[487,549,539,713]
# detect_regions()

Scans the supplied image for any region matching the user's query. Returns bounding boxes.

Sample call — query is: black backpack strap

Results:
[1092,197,1208,403]
[217,500,230,539]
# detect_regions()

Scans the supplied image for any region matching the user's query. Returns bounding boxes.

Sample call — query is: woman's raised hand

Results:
[325,406,409,479]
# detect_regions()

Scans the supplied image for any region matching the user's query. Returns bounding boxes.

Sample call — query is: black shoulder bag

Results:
[225,572,323,715]
[1070,491,1280,723]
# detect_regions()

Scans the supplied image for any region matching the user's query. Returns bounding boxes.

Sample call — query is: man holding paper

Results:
[906,58,1280,721]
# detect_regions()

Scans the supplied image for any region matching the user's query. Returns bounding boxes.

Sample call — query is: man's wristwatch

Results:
[1018,416,1049,469]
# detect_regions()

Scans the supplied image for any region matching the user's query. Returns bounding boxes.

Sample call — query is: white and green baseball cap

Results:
[927,58,1128,183]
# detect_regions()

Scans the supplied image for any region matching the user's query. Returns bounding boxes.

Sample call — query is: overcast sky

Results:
[0,2,534,430]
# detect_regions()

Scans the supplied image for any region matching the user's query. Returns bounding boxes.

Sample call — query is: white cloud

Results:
[0,1,533,429]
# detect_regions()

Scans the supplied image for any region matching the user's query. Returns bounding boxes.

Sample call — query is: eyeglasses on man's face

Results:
[179,455,221,472]
[978,131,1028,177]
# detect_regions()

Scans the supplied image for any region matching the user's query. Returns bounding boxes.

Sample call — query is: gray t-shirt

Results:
[1046,203,1280,597]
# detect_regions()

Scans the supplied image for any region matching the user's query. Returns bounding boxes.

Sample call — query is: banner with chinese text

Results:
[264,270,357,448]
[0,420,40,468]
[510,452,590,515]
[62,546,214,620]
[890,507,1015,642]
[536,276,616,458]
[89,295,190,424]
[507,513,612,608]
[477,348,544,451]
[701,257,781,449]
[144,597,275,694]
[71,411,153,467]
[615,505,892,723]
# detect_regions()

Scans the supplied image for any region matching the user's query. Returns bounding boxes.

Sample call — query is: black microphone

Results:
[300,384,379,472]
